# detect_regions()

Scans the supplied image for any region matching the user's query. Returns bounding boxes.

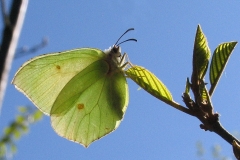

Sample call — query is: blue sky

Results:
[1,1,240,159]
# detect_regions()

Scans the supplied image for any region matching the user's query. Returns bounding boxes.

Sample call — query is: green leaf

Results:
[198,80,214,115]
[13,130,21,140]
[18,106,27,113]
[21,125,29,133]
[191,25,211,83]
[10,144,17,154]
[184,78,191,94]
[4,127,13,135]
[0,143,6,157]
[199,80,208,103]
[209,42,237,96]
[16,115,25,124]
[126,65,174,104]
[32,110,43,122]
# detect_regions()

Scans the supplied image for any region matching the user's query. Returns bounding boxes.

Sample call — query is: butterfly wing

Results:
[12,48,105,115]
[50,60,128,147]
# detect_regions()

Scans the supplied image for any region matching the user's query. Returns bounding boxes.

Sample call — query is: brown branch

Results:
[212,120,240,145]
[15,37,48,59]
[182,75,240,157]
[0,0,28,112]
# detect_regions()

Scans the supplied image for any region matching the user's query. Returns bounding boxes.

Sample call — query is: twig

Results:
[212,121,240,145]
[15,37,48,59]
[0,0,29,114]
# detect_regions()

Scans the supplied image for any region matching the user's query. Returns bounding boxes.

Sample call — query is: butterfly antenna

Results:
[114,28,135,46]
[117,38,137,46]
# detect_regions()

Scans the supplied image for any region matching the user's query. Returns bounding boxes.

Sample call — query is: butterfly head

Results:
[104,28,137,68]
[104,45,121,57]
[104,28,136,59]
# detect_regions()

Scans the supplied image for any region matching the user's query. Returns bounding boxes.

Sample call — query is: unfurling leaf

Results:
[198,80,214,115]
[199,80,208,103]
[184,78,191,95]
[191,25,211,84]
[209,42,237,96]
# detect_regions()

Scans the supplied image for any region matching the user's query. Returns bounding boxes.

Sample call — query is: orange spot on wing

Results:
[77,103,84,110]
[56,65,61,70]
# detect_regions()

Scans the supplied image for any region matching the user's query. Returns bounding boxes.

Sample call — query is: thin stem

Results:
[164,100,195,116]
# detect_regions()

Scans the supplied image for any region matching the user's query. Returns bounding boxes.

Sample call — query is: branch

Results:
[0,0,28,112]
[14,37,48,59]
[212,121,240,145]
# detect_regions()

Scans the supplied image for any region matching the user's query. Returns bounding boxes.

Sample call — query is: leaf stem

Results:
[164,100,195,116]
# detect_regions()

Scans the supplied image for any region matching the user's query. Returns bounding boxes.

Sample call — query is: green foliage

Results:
[209,42,237,96]
[192,25,211,82]
[126,66,191,115]
[184,78,191,95]
[0,106,43,159]
[126,25,239,158]
[126,65,173,103]
[10,25,240,159]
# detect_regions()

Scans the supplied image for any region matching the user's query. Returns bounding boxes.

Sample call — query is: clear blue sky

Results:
[1,1,240,159]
